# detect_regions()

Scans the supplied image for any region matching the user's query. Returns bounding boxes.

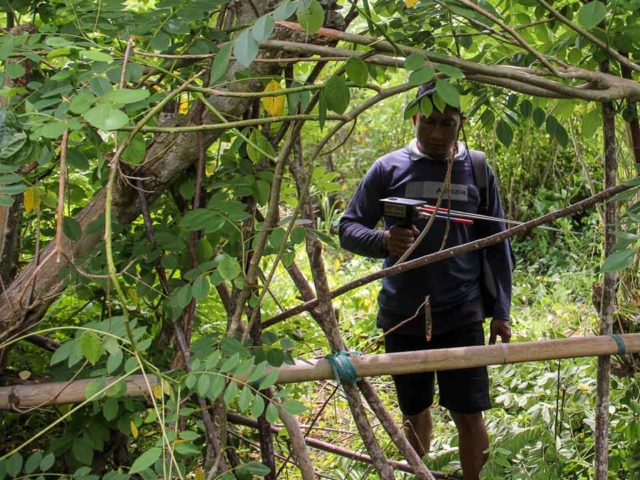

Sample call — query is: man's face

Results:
[414,106,463,161]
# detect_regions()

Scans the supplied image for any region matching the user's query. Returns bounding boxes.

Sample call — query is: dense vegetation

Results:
[0,0,639,479]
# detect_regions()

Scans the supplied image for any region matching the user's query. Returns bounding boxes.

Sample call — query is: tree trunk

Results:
[0,2,323,341]
[594,60,618,480]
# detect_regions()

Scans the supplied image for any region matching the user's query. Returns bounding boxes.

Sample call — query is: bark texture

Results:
[594,61,618,480]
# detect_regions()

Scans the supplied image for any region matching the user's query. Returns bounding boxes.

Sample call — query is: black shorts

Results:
[384,321,490,416]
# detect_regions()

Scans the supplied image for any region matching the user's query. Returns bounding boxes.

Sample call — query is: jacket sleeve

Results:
[481,165,513,321]
[338,161,387,258]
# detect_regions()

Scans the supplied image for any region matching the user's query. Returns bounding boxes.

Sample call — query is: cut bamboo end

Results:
[1,334,638,410]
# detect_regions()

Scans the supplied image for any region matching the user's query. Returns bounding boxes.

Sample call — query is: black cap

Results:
[416,80,437,100]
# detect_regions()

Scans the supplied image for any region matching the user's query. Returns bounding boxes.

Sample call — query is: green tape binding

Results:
[609,334,627,356]
[324,351,361,385]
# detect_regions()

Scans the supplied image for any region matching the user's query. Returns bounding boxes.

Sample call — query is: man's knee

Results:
[451,411,486,435]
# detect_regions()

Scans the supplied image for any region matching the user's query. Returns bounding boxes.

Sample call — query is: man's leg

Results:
[403,408,433,457]
[451,412,489,480]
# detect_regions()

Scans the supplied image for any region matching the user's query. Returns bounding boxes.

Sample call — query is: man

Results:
[338,80,513,480]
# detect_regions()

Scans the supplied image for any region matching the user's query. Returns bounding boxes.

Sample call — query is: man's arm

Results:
[338,161,387,258]
[481,165,513,342]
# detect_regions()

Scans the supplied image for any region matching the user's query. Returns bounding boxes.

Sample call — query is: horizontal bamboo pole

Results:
[0,375,158,411]
[2,334,638,410]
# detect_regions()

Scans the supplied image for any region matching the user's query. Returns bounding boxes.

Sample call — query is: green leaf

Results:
[247,361,267,382]
[265,402,279,423]
[220,352,240,373]
[582,109,600,138]
[404,53,425,71]
[578,1,607,29]
[545,115,568,147]
[69,91,95,115]
[245,461,271,476]
[25,452,42,474]
[130,448,161,474]
[51,340,75,366]
[150,31,171,51]
[41,122,68,139]
[224,381,239,405]
[324,75,350,115]
[210,43,232,85]
[281,400,307,415]
[274,0,297,20]
[258,369,279,390]
[192,276,210,301]
[174,283,193,309]
[520,99,533,119]
[296,0,324,34]
[40,453,55,472]
[218,254,241,280]
[435,64,464,79]
[247,128,276,163]
[72,438,93,465]
[79,332,103,365]
[345,56,368,87]
[208,376,226,400]
[408,65,435,86]
[252,15,275,42]
[239,386,253,412]
[419,96,433,118]
[6,62,26,80]
[250,394,265,419]
[435,79,459,108]
[532,107,545,128]
[120,133,146,164]
[103,88,150,104]
[62,216,82,241]
[496,119,513,147]
[82,50,113,63]
[233,29,259,67]
[234,357,255,377]
[602,249,635,272]
[6,453,23,477]
[83,105,130,131]
[196,374,211,397]
[106,349,123,373]
[103,398,119,421]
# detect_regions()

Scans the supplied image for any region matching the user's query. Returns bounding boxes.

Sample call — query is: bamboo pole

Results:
[2,334,639,410]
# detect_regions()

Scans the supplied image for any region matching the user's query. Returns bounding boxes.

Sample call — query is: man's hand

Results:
[382,225,420,256]
[489,319,511,344]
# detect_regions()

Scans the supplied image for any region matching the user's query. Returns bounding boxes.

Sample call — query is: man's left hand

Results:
[489,319,511,344]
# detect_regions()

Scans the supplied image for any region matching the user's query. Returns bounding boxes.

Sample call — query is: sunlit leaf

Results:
[261,80,285,117]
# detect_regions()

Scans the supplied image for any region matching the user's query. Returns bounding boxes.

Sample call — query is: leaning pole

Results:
[1,333,638,410]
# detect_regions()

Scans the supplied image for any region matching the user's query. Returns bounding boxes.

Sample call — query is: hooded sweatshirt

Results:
[338,140,512,335]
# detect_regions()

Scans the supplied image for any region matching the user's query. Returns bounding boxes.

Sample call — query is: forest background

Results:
[0,0,640,478]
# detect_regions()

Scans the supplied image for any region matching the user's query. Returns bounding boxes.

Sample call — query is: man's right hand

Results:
[382,225,420,256]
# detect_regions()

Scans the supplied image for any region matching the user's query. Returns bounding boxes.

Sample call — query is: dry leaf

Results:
[261,80,285,117]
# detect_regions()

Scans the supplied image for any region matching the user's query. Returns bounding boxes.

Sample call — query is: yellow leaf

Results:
[24,187,40,213]
[261,80,285,117]
[577,384,589,391]
[333,258,341,271]
[153,384,164,400]
[179,97,189,115]
[194,467,205,480]
[405,0,419,7]
[131,421,139,438]
[162,379,172,396]
[19,370,31,380]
